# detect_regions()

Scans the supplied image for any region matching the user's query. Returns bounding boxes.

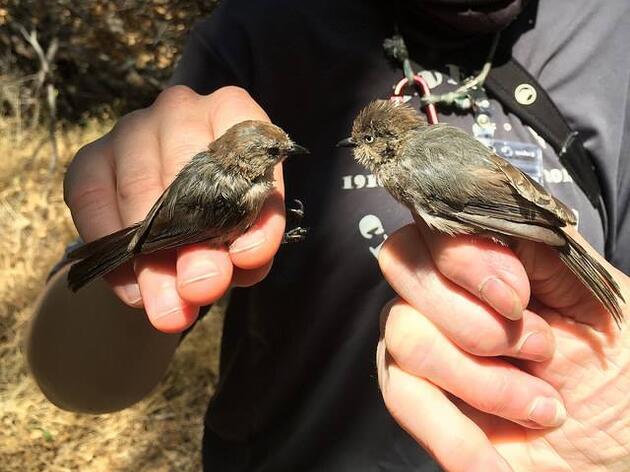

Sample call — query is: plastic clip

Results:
[391,75,439,124]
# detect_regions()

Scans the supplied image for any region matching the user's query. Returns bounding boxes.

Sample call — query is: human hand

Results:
[63,86,286,333]
[377,221,630,471]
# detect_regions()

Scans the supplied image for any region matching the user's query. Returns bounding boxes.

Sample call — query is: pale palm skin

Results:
[493,317,630,471]
[378,222,630,472]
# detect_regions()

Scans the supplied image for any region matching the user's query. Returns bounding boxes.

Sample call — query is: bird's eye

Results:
[364,135,374,143]
[268,146,280,156]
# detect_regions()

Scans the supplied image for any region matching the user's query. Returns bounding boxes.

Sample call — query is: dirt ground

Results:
[0,122,223,471]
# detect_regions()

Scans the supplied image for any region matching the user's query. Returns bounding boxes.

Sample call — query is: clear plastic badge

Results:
[477,137,544,184]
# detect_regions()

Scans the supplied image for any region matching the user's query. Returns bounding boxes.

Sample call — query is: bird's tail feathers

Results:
[558,232,625,326]
[67,226,138,292]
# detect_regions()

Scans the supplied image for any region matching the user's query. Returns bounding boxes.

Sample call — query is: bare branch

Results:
[16,23,60,170]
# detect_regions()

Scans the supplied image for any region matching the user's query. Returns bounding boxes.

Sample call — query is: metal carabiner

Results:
[390,74,439,124]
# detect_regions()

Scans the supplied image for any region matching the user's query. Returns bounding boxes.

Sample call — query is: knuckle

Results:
[381,383,403,422]
[63,141,106,208]
[476,369,510,415]
[116,172,163,206]
[112,109,149,138]
[379,367,405,421]
[377,224,416,276]
[160,131,207,166]
[379,297,400,336]
[379,369,428,448]
[206,86,263,124]
[456,324,503,356]
[384,305,434,375]
[439,432,470,462]
[153,85,198,110]
[377,240,394,275]
[64,179,112,215]
[433,242,471,283]
[482,248,516,275]
[209,85,250,104]
[377,233,401,276]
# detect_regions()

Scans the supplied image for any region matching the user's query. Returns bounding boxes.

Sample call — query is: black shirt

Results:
[171,1,630,470]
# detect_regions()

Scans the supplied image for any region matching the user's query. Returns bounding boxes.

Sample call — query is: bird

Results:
[67,120,309,292]
[337,100,624,325]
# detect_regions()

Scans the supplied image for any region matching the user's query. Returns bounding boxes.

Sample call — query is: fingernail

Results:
[229,228,266,253]
[517,331,554,361]
[180,259,220,287]
[123,283,143,306]
[153,288,183,321]
[479,276,523,320]
[527,397,567,427]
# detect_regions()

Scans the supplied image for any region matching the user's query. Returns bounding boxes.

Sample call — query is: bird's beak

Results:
[336,137,356,148]
[288,143,310,156]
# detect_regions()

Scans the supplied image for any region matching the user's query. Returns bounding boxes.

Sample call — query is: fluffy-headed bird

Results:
[67,120,308,291]
[338,100,624,325]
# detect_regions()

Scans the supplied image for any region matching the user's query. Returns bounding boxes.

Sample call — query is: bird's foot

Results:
[282,226,308,244]
[282,199,308,244]
[286,199,305,224]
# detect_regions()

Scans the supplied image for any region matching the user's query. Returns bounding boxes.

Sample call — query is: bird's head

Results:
[337,100,425,174]
[216,121,308,180]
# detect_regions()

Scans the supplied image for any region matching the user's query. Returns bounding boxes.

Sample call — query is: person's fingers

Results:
[102,262,143,308]
[135,250,199,333]
[64,137,143,306]
[382,301,565,428]
[376,338,514,472]
[231,261,274,288]
[203,87,287,271]
[111,109,164,226]
[150,87,229,309]
[155,86,215,185]
[515,238,604,326]
[379,225,555,361]
[562,225,629,282]
[514,226,628,328]
[67,86,285,317]
[229,187,286,270]
[205,86,270,137]
[135,86,282,326]
[109,109,174,311]
[64,136,121,241]
[175,244,233,305]
[415,217,530,321]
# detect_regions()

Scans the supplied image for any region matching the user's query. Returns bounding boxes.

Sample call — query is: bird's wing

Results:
[139,191,248,254]
[127,185,173,252]
[483,152,576,226]
[128,159,251,254]
[453,160,574,230]
[141,188,250,254]
[400,125,574,245]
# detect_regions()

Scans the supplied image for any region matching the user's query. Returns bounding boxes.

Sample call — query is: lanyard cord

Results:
[383,30,501,111]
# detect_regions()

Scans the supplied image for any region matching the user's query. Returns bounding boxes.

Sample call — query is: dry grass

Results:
[0,120,223,471]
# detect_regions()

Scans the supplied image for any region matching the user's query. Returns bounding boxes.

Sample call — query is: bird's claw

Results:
[282,226,308,244]
[282,199,308,244]
[286,199,305,223]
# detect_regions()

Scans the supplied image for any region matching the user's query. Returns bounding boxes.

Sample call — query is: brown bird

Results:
[67,120,308,292]
[338,100,624,325]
